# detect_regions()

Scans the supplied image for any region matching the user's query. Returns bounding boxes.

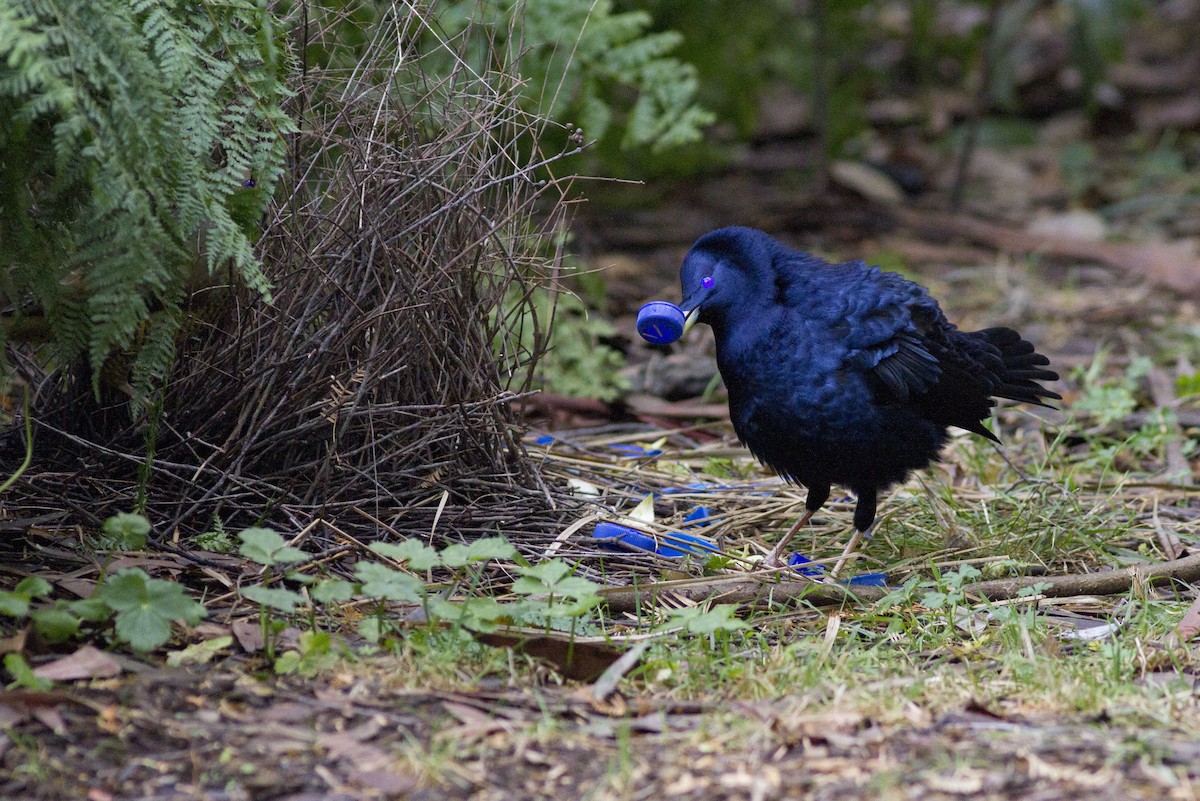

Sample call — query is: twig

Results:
[598,553,1200,614]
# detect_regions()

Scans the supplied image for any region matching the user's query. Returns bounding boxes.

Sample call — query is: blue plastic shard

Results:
[609,443,664,458]
[787,552,826,577]
[682,506,710,526]
[592,521,719,558]
[788,552,888,586]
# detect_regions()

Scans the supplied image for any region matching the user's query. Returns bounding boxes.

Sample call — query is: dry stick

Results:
[598,552,1200,614]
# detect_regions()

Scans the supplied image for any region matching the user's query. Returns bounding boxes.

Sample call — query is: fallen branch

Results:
[598,552,1200,614]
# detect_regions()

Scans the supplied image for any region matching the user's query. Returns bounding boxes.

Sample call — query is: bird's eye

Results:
[701,276,714,289]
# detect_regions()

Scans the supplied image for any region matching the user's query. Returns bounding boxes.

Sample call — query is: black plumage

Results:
[676,227,1061,570]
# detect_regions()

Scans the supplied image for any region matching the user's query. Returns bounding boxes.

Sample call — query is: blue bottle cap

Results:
[637,301,686,345]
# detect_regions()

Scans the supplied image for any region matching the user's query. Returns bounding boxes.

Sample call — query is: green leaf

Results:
[439,536,516,567]
[240,585,304,613]
[922,591,948,610]
[146,580,206,624]
[428,596,508,633]
[166,636,233,667]
[68,598,113,622]
[30,608,81,643]
[656,604,748,635]
[550,576,601,601]
[358,617,382,644]
[96,569,154,611]
[4,653,52,691]
[369,540,440,571]
[464,536,517,562]
[273,650,302,675]
[354,563,425,603]
[238,527,308,566]
[96,569,206,651]
[513,559,572,591]
[0,593,30,618]
[114,606,173,652]
[101,513,151,550]
[311,579,355,604]
[14,576,53,599]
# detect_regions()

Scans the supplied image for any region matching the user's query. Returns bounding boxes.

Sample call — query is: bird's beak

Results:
[682,306,700,335]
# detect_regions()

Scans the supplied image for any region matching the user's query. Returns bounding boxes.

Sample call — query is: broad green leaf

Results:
[0,593,30,618]
[354,563,425,603]
[240,585,304,613]
[439,537,516,568]
[114,607,173,652]
[428,596,508,633]
[515,559,571,589]
[14,576,53,599]
[166,636,233,667]
[97,569,154,611]
[550,576,601,601]
[464,537,517,562]
[238,527,308,566]
[4,653,52,690]
[102,513,151,550]
[656,604,747,635]
[311,579,355,604]
[30,608,81,643]
[146,580,206,624]
[358,617,382,644]
[273,650,302,675]
[370,540,440,571]
[68,598,113,622]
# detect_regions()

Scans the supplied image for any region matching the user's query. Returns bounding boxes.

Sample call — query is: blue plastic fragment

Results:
[533,435,555,445]
[661,482,715,494]
[845,572,888,587]
[609,443,664,458]
[787,552,825,577]
[682,505,710,526]
[788,551,888,586]
[592,521,719,558]
[637,301,686,345]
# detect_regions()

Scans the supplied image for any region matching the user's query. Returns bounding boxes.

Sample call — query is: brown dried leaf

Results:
[475,627,625,682]
[32,645,122,681]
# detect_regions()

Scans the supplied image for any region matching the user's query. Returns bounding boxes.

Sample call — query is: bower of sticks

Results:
[4,22,580,559]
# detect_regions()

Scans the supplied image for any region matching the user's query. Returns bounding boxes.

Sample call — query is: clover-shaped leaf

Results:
[354,563,425,603]
[241,585,305,614]
[238,528,308,567]
[369,540,440,571]
[440,536,517,568]
[97,569,207,652]
[102,513,151,550]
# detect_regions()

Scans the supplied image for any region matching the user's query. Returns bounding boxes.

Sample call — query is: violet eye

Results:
[701,275,714,289]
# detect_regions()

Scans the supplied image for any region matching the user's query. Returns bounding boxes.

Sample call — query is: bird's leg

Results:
[830,487,879,578]
[763,507,815,568]
[830,522,876,578]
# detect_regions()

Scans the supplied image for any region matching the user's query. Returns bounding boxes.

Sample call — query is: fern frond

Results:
[0,0,294,408]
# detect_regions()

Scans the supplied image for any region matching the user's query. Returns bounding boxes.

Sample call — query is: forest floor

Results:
[5,6,1200,801]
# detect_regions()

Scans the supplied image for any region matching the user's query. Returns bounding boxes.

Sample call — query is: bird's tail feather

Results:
[975,327,1061,407]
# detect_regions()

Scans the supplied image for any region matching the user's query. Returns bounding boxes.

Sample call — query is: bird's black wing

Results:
[836,267,946,402]
[834,266,1012,441]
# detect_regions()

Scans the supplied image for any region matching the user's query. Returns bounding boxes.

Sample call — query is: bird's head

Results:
[678,226,778,335]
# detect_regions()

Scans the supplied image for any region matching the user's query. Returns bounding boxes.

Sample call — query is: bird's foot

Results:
[762,546,788,570]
